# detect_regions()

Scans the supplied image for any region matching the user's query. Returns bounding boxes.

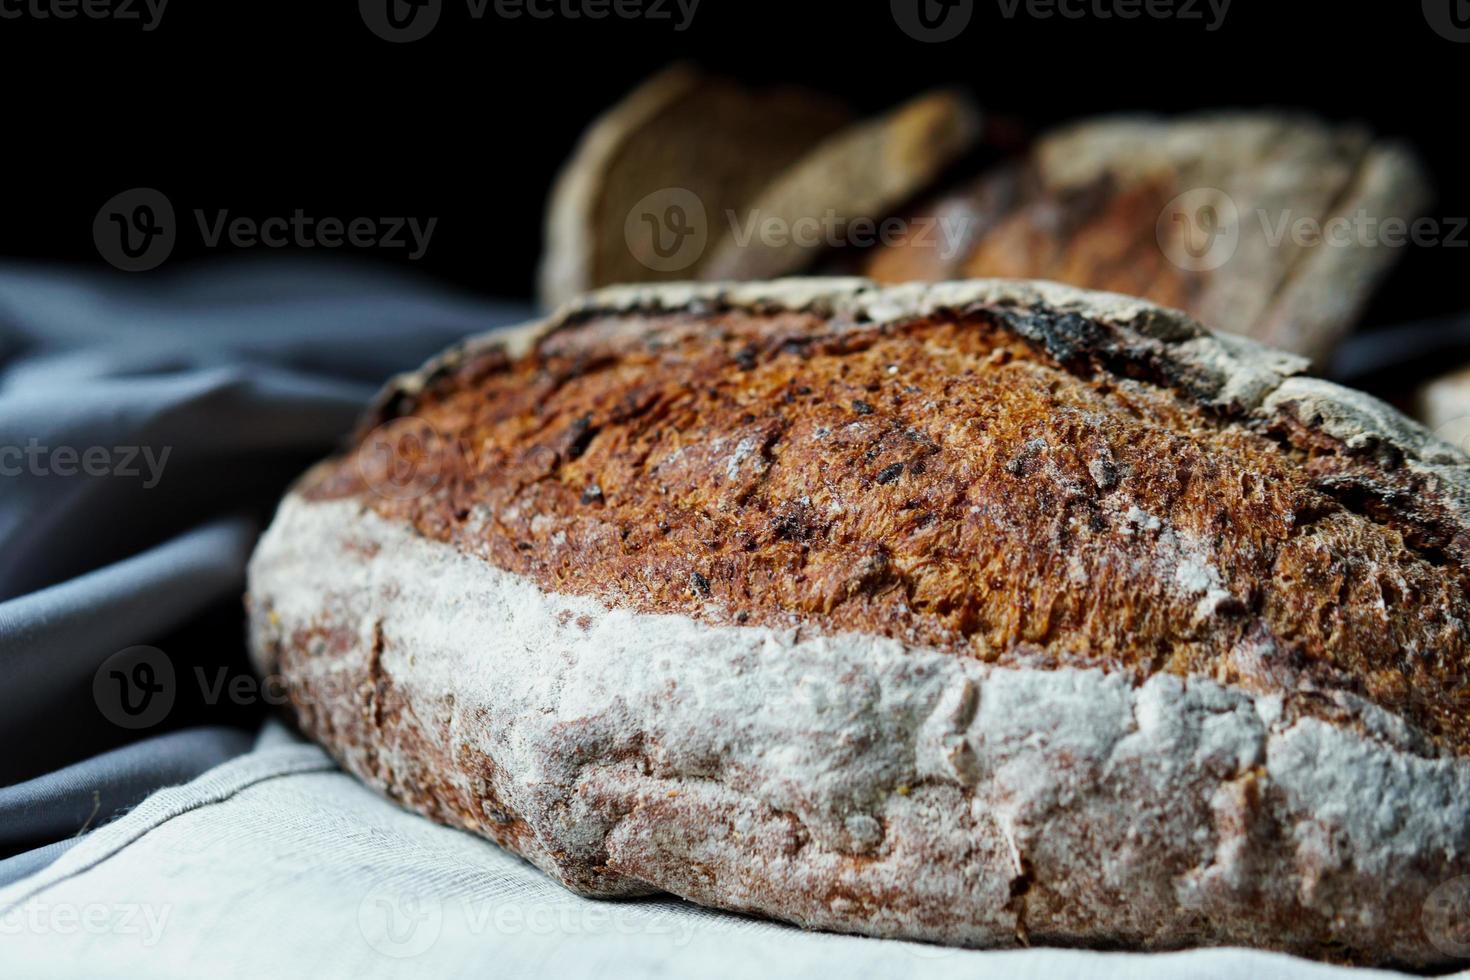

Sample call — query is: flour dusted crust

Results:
[248,279,1470,967]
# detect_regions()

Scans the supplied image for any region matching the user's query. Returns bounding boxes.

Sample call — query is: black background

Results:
[1,0,1465,333]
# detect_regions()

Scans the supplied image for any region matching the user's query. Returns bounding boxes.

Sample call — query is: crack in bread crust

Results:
[306,284,1470,758]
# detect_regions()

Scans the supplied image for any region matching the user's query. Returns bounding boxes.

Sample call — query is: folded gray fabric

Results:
[0,839,77,887]
[0,727,254,885]
[0,259,530,871]
[1,519,259,784]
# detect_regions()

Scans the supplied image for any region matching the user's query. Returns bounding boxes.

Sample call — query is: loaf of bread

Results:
[538,66,979,309]
[247,279,1470,967]
[865,113,1429,363]
[698,90,980,282]
[537,65,854,309]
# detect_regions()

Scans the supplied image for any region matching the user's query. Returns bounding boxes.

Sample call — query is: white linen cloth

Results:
[0,724,1456,980]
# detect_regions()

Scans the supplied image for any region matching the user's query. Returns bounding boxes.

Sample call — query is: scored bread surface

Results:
[248,278,1470,967]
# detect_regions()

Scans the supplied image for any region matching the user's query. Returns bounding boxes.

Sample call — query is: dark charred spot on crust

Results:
[876,462,904,485]
[992,307,1230,412]
[771,504,818,543]
[564,414,600,461]
[305,305,1470,756]
[689,571,712,598]
[996,309,1109,369]
[1004,438,1048,477]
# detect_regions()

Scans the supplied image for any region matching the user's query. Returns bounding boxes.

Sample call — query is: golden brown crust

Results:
[303,288,1470,757]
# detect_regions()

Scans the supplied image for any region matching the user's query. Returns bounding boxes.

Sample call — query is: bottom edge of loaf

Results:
[245,493,1470,969]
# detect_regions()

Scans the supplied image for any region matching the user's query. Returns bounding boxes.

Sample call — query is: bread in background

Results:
[867,112,1429,364]
[538,65,853,309]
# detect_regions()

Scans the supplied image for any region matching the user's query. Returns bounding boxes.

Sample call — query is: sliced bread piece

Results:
[537,65,852,308]
[700,90,981,281]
